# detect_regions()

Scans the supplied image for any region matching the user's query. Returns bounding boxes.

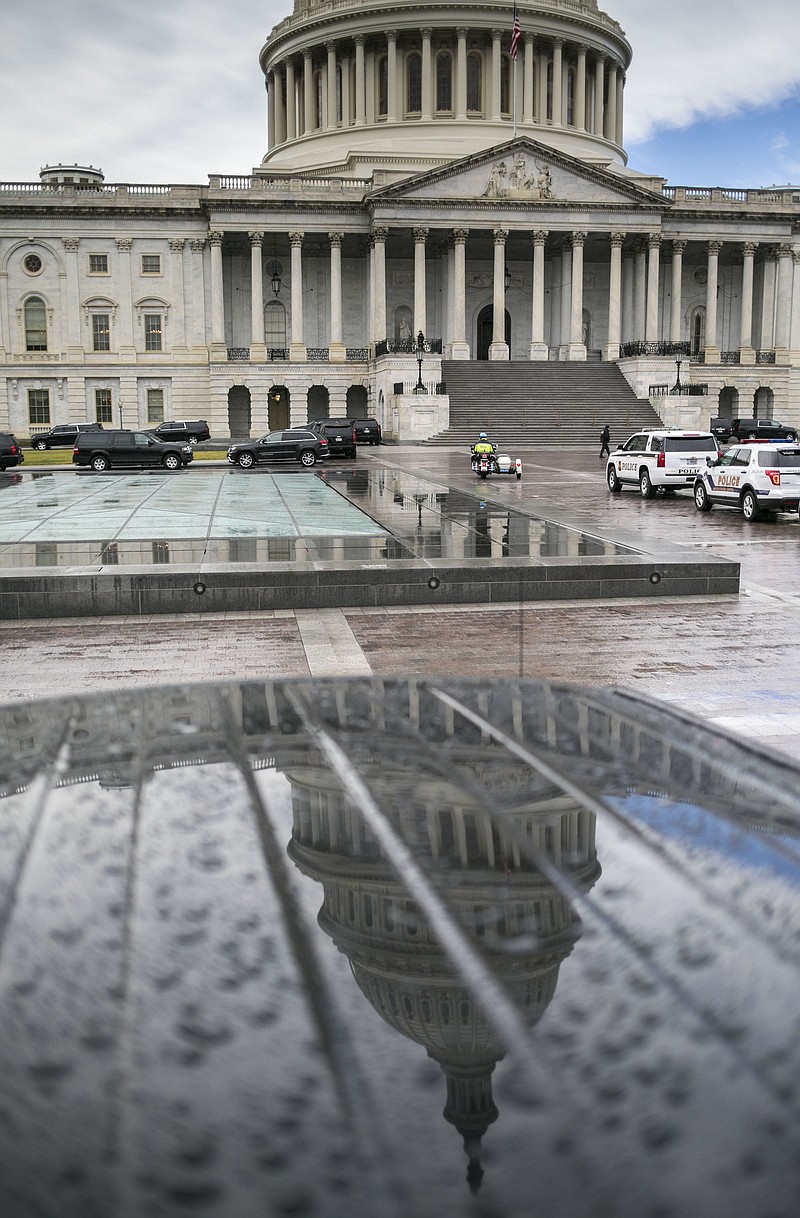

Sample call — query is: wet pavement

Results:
[2,445,800,760]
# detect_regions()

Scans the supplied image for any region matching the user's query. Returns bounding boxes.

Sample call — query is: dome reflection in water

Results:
[0,677,799,1218]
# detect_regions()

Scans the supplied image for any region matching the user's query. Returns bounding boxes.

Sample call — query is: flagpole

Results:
[513,56,518,137]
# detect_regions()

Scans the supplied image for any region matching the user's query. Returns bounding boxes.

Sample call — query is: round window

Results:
[23,253,43,274]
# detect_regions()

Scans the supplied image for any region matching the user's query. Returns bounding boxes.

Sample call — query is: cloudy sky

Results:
[2,0,799,187]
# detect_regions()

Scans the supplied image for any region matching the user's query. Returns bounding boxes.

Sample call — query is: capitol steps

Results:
[424,362,663,446]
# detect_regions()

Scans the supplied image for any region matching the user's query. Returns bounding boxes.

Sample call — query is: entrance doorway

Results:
[307,385,329,421]
[268,385,290,430]
[476,305,511,360]
[227,386,251,440]
[347,385,368,414]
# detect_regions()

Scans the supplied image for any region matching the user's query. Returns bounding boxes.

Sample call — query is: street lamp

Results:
[673,353,684,394]
[504,265,512,291]
[413,330,427,394]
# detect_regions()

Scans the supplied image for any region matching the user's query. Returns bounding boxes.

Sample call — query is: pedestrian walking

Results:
[599,424,611,459]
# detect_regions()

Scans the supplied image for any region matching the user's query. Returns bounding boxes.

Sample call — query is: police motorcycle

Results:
[470,434,523,480]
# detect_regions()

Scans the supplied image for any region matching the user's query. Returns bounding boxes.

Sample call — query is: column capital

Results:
[168,238,185,253]
[793,249,800,264]
[189,239,206,253]
[372,226,388,243]
[647,232,662,249]
[741,241,759,257]
[62,237,80,252]
[610,231,626,247]
[493,227,508,243]
[577,43,588,55]
[116,238,133,253]
[707,240,723,257]
[532,229,549,245]
[209,231,225,246]
[777,241,794,258]
[552,36,565,48]
[289,231,304,247]
[354,34,365,47]
[571,231,587,248]
[412,227,429,244]
[328,231,344,247]
[491,27,504,38]
[524,31,535,46]
[325,40,336,53]
[420,26,432,38]
[456,26,469,38]
[672,239,687,255]
[248,231,264,247]
[453,228,469,244]
[386,28,397,41]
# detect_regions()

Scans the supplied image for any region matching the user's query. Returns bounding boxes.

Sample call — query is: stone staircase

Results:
[425,361,663,446]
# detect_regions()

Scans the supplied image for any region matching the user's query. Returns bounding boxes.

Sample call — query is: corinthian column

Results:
[790,249,800,357]
[775,242,793,358]
[328,232,345,362]
[593,55,605,134]
[552,39,563,126]
[286,58,297,140]
[739,241,758,363]
[605,231,625,360]
[169,238,187,354]
[209,230,226,359]
[249,232,265,360]
[530,230,548,360]
[115,238,135,361]
[569,231,587,360]
[387,31,398,122]
[575,45,587,131]
[489,228,509,360]
[372,226,387,346]
[645,233,661,342]
[452,228,470,359]
[354,37,366,125]
[456,28,468,120]
[421,29,433,119]
[289,231,306,362]
[413,227,428,338]
[670,240,686,343]
[704,240,722,362]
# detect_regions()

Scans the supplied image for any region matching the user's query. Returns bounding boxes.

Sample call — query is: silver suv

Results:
[606,429,719,499]
[693,442,800,520]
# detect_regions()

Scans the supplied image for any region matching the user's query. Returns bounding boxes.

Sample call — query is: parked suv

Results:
[147,419,210,445]
[227,428,329,468]
[606,429,719,498]
[309,418,357,458]
[352,417,382,445]
[31,422,104,450]
[72,429,193,472]
[728,418,798,443]
[694,442,800,519]
[0,431,24,471]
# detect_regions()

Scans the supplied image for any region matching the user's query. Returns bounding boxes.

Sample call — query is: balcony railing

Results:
[392,381,447,395]
[376,337,442,357]
[345,347,369,361]
[620,341,691,358]
[756,350,776,364]
[227,348,249,361]
[650,384,709,396]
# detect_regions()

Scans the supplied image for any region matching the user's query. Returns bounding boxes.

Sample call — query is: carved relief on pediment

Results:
[483,154,555,201]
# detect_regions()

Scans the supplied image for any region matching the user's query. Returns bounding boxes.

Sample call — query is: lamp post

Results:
[673,353,684,394]
[413,330,427,394]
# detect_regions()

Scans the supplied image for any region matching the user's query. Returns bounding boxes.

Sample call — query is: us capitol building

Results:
[1,0,798,443]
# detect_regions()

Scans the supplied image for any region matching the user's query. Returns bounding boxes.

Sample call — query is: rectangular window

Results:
[146,387,164,422]
[144,315,162,351]
[141,254,161,274]
[95,388,113,423]
[100,542,119,565]
[152,540,170,564]
[35,542,58,567]
[92,313,111,351]
[89,253,108,274]
[28,389,51,425]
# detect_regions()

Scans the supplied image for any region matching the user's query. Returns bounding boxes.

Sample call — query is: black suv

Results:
[227,429,329,468]
[0,432,24,471]
[147,419,210,445]
[31,422,104,450]
[728,418,798,443]
[309,418,357,458]
[72,429,194,472]
[352,417,382,445]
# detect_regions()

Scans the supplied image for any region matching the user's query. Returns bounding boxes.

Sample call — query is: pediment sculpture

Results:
[483,154,555,201]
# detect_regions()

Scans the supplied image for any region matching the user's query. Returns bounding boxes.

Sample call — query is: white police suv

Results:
[693,442,800,520]
[606,429,719,498]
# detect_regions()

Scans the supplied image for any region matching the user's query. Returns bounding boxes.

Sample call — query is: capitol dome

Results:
[259,0,632,179]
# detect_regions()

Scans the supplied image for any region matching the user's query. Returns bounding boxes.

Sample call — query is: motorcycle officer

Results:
[471,432,497,472]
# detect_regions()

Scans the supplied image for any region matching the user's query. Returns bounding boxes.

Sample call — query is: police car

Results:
[606,429,719,498]
[693,442,800,520]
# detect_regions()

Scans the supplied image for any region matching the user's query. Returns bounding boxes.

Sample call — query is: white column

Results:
[188,239,207,354]
[413,227,428,338]
[456,28,468,120]
[387,30,398,122]
[274,67,286,143]
[61,237,83,358]
[249,231,265,360]
[575,45,587,130]
[303,50,314,133]
[267,74,276,150]
[340,51,351,127]
[670,239,685,344]
[115,238,135,360]
[569,231,587,360]
[760,250,777,351]
[704,240,722,361]
[775,242,793,356]
[523,34,535,123]
[209,230,226,357]
[605,231,624,360]
[489,227,509,360]
[328,231,345,362]
[558,244,571,355]
[739,241,757,362]
[536,49,548,122]
[645,233,661,342]
[616,72,625,146]
[326,43,337,129]
[452,228,470,359]
[289,230,306,362]
[790,249,800,356]
[169,238,187,354]
[530,229,548,360]
[633,239,646,342]
[286,59,297,140]
[490,29,502,122]
[621,248,634,344]
[421,28,433,119]
[552,39,563,126]
[606,63,618,142]
[593,55,605,135]
[354,37,366,125]
[372,226,387,346]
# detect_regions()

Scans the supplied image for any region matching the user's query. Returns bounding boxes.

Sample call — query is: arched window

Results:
[690,307,705,355]
[500,54,511,115]
[336,64,343,123]
[566,66,575,125]
[265,300,287,349]
[546,61,553,122]
[24,296,47,351]
[406,52,421,114]
[314,69,323,128]
[436,51,452,112]
[377,55,388,117]
[467,52,483,113]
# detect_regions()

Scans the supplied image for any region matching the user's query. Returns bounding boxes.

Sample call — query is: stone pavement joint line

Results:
[295,609,373,676]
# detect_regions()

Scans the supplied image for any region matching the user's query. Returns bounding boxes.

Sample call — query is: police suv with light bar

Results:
[606,429,719,499]
[693,443,800,520]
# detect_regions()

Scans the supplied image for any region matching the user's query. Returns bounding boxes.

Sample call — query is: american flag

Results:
[510,6,522,60]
